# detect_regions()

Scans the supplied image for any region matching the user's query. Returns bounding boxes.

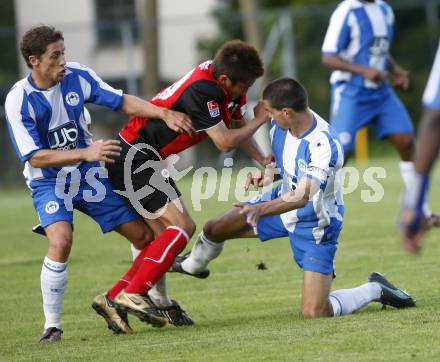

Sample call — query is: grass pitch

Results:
[1,157,440,361]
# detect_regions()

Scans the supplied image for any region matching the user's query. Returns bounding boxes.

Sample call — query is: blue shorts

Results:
[330,84,414,153]
[247,185,339,275]
[32,174,140,233]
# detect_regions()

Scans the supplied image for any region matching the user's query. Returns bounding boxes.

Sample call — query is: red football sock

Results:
[124,226,188,294]
[107,246,149,300]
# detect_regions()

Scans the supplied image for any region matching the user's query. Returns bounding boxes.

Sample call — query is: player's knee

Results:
[182,219,196,238]
[203,220,218,241]
[131,225,154,249]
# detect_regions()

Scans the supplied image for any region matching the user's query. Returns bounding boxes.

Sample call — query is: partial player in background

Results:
[172,78,416,318]
[400,40,440,253]
[5,25,192,342]
[93,40,272,331]
[321,0,439,226]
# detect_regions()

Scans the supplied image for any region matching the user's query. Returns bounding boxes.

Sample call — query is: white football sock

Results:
[399,161,431,216]
[181,232,225,274]
[329,282,381,316]
[130,243,141,260]
[148,276,172,307]
[41,257,68,329]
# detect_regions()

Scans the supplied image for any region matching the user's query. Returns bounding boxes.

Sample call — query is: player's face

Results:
[31,40,66,87]
[262,99,290,129]
[222,77,255,100]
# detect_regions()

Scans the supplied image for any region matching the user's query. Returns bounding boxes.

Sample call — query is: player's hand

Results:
[244,169,264,191]
[253,101,270,123]
[234,202,261,234]
[261,153,275,167]
[83,139,122,163]
[400,208,428,254]
[392,67,410,90]
[244,162,278,191]
[362,67,388,84]
[162,109,194,135]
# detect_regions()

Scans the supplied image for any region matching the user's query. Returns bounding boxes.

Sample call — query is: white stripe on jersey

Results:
[423,41,440,108]
[5,83,40,159]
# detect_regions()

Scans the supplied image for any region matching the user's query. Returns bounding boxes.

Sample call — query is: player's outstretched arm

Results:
[388,56,410,90]
[321,54,387,84]
[236,177,320,230]
[120,94,194,134]
[206,101,269,152]
[29,140,122,168]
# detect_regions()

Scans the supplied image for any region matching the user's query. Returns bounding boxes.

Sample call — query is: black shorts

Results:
[105,139,181,214]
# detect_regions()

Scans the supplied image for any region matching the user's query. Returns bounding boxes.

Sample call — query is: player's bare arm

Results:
[321,54,387,84]
[205,101,269,152]
[28,139,122,168]
[121,94,194,134]
[236,177,319,230]
[388,56,410,90]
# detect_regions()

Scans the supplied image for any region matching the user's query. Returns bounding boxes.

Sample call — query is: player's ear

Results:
[217,74,229,87]
[29,55,39,68]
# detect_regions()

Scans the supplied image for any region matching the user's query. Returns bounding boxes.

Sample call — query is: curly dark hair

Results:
[20,25,64,68]
[212,40,264,84]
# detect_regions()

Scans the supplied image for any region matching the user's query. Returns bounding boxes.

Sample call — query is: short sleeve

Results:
[321,4,352,55]
[305,132,340,186]
[67,62,124,111]
[5,87,43,162]
[179,81,226,131]
[231,93,247,120]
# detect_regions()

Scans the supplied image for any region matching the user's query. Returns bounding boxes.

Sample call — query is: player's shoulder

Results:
[331,0,357,16]
[65,62,97,77]
[188,78,225,103]
[5,78,29,108]
[308,112,339,146]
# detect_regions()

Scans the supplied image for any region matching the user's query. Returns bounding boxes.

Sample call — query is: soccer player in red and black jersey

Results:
[93,40,271,329]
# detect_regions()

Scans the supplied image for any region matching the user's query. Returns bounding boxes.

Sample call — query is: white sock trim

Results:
[167,226,189,241]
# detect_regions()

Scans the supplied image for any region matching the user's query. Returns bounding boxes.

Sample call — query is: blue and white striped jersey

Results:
[5,62,123,188]
[423,40,440,109]
[269,111,345,243]
[322,0,394,93]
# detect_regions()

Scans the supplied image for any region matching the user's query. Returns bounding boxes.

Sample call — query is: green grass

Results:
[1,157,440,361]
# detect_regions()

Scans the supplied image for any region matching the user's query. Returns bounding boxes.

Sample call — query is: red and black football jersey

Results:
[119,60,247,160]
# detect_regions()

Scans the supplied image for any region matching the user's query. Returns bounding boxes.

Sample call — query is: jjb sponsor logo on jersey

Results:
[207,100,220,118]
[47,121,78,151]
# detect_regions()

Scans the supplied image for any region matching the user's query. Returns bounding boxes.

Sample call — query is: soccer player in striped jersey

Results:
[321,0,439,226]
[5,25,192,342]
[401,40,440,253]
[172,78,415,318]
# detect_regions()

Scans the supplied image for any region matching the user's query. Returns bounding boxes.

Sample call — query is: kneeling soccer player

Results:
[172,78,416,318]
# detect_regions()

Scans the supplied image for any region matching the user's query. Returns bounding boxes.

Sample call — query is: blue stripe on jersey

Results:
[378,4,393,41]
[27,91,52,148]
[352,8,373,86]
[337,13,351,53]
[321,204,345,244]
[272,126,287,178]
[294,139,310,176]
[291,201,319,243]
[71,67,123,110]
[323,131,339,168]
[21,91,43,149]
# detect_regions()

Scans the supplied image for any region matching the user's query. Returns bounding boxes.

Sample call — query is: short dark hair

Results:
[20,25,64,68]
[212,40,264,84]
[262,78,308,112]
